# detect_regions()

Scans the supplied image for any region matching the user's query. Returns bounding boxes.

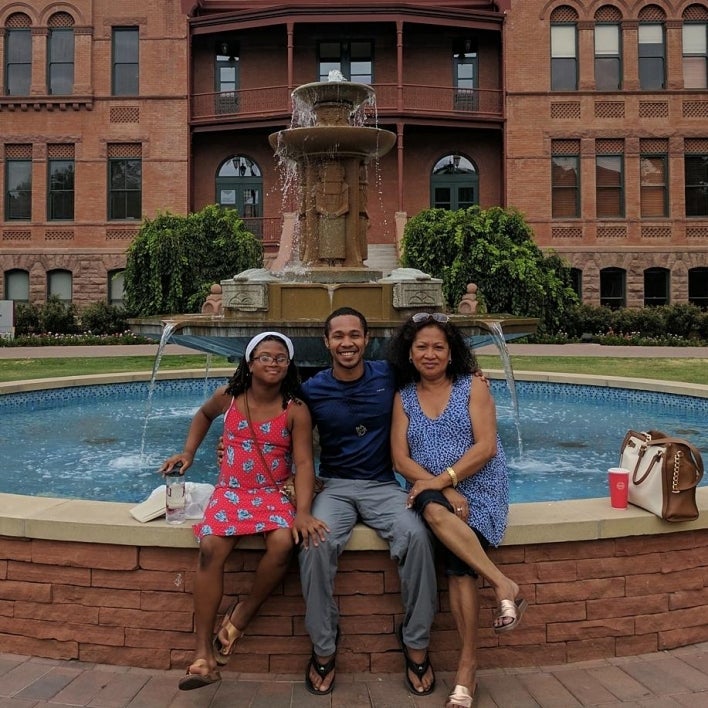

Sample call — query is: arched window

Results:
[4,269,29,302]
[216,156,263,234]
[688,267,708,308]
[550,6,579,91]
[108,269,125,307]
[644,267,670,306]
[48,13,75,96]
[638,5,666,90]
[430,154,478,210]
[4,13,31,96]
[683,4,708,89]
[47,269,72,302]
[600,267,625,308]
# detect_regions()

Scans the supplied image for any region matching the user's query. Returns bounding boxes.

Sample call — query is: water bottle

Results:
[165,463,186,525]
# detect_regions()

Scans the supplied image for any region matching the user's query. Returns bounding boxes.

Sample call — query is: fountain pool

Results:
[2,373,705,504]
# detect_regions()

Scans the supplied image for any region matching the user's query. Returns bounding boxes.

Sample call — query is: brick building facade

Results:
[1,0,706,310]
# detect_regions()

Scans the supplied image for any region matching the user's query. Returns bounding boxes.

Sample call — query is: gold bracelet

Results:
[446,467,458,488]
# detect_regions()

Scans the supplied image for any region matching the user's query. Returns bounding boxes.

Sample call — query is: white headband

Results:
[245,331,295,361]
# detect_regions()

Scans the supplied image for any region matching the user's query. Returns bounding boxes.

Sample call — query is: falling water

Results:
[485,321,523,455]
[139,320,178,468]
[203,353,213,400]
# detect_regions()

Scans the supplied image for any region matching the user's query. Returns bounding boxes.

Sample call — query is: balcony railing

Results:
[191,84,503,122]
[243,216,281,252]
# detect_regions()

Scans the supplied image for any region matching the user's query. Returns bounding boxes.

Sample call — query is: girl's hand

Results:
[292,514,330,549]
[159,452,193,475]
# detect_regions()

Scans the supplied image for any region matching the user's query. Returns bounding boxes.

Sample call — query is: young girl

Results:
[161,331,326,690]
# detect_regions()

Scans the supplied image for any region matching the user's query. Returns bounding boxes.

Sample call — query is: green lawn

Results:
[0,354,706,385]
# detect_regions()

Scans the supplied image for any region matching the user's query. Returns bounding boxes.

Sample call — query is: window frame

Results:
[551,154,580,218]
[108,269,125,306]
[595,153,624,218]
[4,268,30,302]
[48,27,75,95]
[47,269,72,302]
[594,23,622,90]
[600,267,626,308]
[47,158,75,221]
[551,23,578,91]
[5,159,32,221]
[108,157,142,220]
[685,153,708,217]
[640,154,669,218]
[112,27,139,96]
[317,40,373,84]
[638,22,665,90]
[682,22,707,89]
[643,267,670,306]
[688,267,708,309]
[5,28,31,96]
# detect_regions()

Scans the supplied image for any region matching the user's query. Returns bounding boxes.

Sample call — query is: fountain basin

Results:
[130,313,538,365]
[269,126,396,159]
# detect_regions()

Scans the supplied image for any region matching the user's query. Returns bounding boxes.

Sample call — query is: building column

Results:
[665,20,684,90]
[31,28,48,96]
[0,29,5,95]
[73,28,93,94]
[621,21,639,91]
[577,21,595,90]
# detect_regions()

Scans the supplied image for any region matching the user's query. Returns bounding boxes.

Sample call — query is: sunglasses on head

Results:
[411,312,450,324]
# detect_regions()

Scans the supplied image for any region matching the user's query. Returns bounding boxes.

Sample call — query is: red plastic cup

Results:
[608,467,630,509]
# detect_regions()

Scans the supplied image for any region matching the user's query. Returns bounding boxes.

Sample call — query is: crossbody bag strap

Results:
[243,392,281,489]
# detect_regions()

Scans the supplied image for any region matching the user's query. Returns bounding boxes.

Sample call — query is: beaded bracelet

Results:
[446,466,458,488]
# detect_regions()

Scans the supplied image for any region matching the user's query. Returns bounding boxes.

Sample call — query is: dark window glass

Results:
[644,267,670,306]
[685,154,708,217]
[688,267,708,308]
[318,41,372,83]
[570,268,582,298]
[596,155,624,218]
[552,155,579,218]
[49,28,74,95]
[5,160,32,220]
[109,158,142,220]
[6,29,31,96]
[600,267,625,308]
[48,159,75,220]
[112,27,139,95]
[639,24,665,90]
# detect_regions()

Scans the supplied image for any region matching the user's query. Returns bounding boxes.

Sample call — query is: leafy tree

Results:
[124,205,263,316]
[401,206,578,333]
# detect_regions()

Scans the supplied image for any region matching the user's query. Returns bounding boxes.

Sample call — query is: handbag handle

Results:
[624,431,704,487]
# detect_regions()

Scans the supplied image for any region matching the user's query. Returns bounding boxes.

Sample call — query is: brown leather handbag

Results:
[620,429,704,522]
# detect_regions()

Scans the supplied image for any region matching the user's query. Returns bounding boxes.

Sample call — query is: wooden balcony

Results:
[191,84,503,125]
[243,216,281,253]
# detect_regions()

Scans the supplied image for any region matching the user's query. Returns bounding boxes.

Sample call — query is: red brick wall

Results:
[1,529,706,672]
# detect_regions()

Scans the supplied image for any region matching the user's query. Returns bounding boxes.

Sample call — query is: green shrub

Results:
[14,302,42,335]
[34,296,80,334]
[80,302,129,335]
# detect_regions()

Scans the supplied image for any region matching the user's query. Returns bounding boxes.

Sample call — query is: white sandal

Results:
[446,683,475,708]
[494,597,528,633]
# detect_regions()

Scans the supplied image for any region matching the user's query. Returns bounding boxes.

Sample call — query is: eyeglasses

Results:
[252,353,290,365]
[411,312,450,324]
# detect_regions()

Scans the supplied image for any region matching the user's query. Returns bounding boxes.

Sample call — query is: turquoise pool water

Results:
[1,378,705,504]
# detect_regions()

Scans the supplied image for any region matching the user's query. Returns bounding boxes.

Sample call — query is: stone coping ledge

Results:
[2,488,706,549]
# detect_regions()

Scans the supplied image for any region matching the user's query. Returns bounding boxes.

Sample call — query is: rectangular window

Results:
[5,160,32,220]
[48,270,72,302]
[453,40,478,110]
[685,154,708,217]
[638,23,665,90]
[48,159,75,220]
[112,27,139,95]
[596,155,624,218]
[644,268,670,306]
[109,158,142,220]
[5,29,31,96]
[640,154,668,217]
[552,155,580,218]
[318,41,372,83]
[49,28,74,95]
[551,24,577,90]
[600,268,626,308]
[683,23,707,89]
[595,24,621,90]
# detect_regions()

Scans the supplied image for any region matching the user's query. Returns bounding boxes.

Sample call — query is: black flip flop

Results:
[397,624,436,696]
[304,627,340,696]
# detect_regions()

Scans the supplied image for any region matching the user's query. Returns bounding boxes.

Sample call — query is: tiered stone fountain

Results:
[131,74,536,364]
